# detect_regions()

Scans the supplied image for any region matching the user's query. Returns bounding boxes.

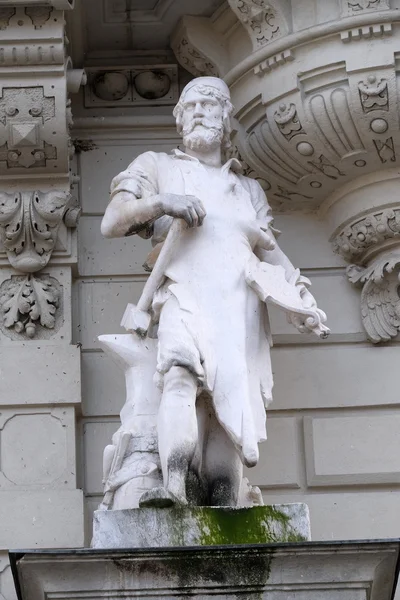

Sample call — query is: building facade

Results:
[0,0,400,597]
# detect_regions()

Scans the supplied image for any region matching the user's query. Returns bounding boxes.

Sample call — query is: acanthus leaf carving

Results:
[332,207,400,343]
[347,255,400,343]
[0,190,74,272]
[0,273,60,339]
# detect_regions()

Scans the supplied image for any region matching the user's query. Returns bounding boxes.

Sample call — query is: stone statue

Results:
[99,76,329,510]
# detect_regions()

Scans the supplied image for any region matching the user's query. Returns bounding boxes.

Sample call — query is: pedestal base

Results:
[91,504,311,549]
[10,540,400,599]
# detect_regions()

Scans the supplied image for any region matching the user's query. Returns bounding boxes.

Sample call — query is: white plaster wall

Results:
[74,126,400,545]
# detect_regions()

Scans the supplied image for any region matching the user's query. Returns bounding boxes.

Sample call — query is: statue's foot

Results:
[139,486,188,508]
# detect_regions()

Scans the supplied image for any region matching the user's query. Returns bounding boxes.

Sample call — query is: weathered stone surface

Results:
[0,344,80,405]
[91,504,310,549]
[11,540,400,600]
[0,490,84,549]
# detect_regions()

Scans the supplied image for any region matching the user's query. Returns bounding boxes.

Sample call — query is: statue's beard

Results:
[182,119,224,151]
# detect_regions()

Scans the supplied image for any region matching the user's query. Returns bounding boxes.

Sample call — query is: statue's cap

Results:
[180,76,231,100]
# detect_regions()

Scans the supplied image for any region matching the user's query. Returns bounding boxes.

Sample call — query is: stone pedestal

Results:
[91,504,311,549]
[10,540,400,599]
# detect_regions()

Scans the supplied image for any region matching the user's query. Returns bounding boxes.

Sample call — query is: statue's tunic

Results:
[110,150,275,465]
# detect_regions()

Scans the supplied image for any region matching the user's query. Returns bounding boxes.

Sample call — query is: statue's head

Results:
[173,77,233,153]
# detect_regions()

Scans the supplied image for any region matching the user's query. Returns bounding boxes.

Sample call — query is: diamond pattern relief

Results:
[9,121,39,147]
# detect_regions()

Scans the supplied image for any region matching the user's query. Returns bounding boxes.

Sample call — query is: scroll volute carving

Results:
[0,190,76,272]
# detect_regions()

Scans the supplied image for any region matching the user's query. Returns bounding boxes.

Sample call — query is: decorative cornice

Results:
[331,207,400,262]
[224,9,400,85]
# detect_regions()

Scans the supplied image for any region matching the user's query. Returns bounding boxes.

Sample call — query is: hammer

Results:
[121,218,186,336]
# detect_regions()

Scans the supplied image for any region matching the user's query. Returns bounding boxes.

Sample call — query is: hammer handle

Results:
[136,218,186,312]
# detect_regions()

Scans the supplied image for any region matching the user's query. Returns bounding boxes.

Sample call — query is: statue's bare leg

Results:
[139,365,198,507]
[203,415,243,506]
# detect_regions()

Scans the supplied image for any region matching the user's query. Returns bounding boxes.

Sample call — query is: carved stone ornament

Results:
[0,190,76,273]
[0,273,61,339]
[171,15,228,78]
[332,208,400,261]
[341,0,390,17]
[85,66,178,108]
[227,0,288,50]
[332,207,400,343]
[0,87,56,169]
[347,255,400,343]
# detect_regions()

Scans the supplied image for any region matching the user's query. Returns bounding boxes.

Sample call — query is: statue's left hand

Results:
[287,284,328,333]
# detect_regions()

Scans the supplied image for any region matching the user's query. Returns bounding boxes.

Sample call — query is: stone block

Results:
[0,406,76,490]
[0,345,80,405]
[261,491,400,541]
[83,420,117,495]
[274,212,345,269]
[78,217,151,276]
[304,414,400,486]
[11,540,400,600]
[245,417,301,488]
[271,344,400,409]
[76,279,144,349]
[92,505,311,549]
[79,141,176,215]
[81,352,125,416]
[0,490,84,549]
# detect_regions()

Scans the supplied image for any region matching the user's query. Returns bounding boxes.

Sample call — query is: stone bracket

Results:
[171,15,228,78]
[331,205,400,343]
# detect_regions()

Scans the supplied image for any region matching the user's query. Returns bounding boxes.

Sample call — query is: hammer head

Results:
[120,303,151,337]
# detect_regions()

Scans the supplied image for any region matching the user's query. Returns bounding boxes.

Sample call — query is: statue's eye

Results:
[203,102,215,110]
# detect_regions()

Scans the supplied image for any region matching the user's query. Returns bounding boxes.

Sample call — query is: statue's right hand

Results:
[160,194,206,228]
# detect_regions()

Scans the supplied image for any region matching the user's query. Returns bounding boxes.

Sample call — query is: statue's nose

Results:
[193,102,204,117]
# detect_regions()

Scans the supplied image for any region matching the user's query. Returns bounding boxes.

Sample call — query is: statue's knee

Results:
[163,365,197,395]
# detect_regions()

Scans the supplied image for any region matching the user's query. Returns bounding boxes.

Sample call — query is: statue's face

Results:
[180,87,225,151]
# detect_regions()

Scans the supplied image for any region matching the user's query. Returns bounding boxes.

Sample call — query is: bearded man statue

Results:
[100,77,328,509]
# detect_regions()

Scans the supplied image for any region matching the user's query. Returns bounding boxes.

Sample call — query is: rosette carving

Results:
[332,208,400,261]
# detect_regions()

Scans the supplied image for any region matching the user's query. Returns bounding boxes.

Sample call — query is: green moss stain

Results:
[194,506,307,546]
